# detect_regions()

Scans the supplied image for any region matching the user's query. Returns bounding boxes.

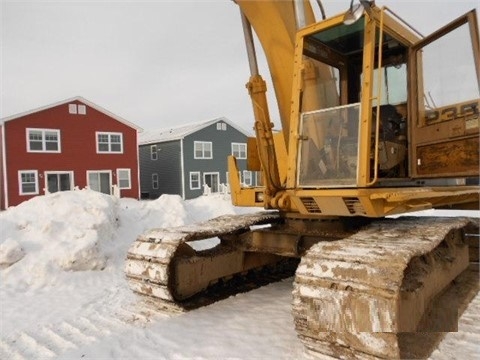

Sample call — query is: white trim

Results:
[194,141,213,159]
[86,170,112,195]
[116,168,131,189]
[242,170,252,186]
[44,171,74,193]
[96,131,123,154]
[78,104,87,115]
[189,171,201,190]
[135,133,141,199]
[26,128,61,153]
[150,144,158,160]
[203,172,220,193]
[1,96,142,131]
[216,122,227,131]
[180,139,185,200]
[18,170,39,195]
[231,142,247,159]
[1,125,9,208]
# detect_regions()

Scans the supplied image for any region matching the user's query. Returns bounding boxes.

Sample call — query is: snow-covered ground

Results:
[0,190,478,359]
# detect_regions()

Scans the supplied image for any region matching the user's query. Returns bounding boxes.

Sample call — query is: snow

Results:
[0,189,479,359]
[0,239,25,268]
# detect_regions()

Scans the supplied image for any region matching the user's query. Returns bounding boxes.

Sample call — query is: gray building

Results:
[139,117,258,200]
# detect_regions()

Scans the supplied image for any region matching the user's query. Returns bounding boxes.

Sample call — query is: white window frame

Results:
[69,103,86,115]
[86,170,112,194]
[151,145,158,160]
[44,171,74,193]
[26,128,61,153]
[231,143,247,159]
[96,132,123,154]
[194,141,212,159]
[117,168,131,189]
[203,172,220,193]
[152,173,159,189]
[189,171,201,190]
[18,170,39,195]
[243,170,252,186]
[216,123,227,131]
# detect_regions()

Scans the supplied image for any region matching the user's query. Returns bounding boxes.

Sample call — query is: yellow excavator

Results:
[126,1,479,358]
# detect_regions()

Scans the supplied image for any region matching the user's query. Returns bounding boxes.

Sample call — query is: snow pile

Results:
[0,190,255,289]
[0,190,119,287]
[0,238,25,268]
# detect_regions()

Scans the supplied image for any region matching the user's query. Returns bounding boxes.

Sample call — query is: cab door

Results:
[409,10,480,178]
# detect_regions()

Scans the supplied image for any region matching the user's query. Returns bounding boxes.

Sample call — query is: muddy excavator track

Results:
[125,212,288,311]
[292,216,478,360]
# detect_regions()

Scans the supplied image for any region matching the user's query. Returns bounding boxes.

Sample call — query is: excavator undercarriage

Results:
[126,212,479,358]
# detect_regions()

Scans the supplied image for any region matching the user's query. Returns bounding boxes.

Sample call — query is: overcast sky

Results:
[1,0,479,132]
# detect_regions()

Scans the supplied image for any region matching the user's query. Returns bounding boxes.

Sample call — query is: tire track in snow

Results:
[37,327,78,352]
[0,307,147,359]
[0,338,25,360]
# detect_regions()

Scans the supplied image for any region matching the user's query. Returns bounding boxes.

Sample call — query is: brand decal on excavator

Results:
[425,101,479,124]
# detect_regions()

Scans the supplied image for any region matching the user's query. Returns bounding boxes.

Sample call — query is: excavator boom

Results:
[236,0,316,139]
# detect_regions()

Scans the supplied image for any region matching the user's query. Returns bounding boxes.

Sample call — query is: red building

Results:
[0,97,141,209]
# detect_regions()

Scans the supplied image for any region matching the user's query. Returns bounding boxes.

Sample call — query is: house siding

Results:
[183,121,248,199]
[139,118,252,201]
[139,140,182,199]
[2,100,139,208]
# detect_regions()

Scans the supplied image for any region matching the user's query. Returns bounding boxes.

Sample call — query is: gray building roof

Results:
[139,116,252,145]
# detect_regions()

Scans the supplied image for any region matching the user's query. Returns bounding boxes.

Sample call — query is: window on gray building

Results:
[190,172,201,190]
[151,145,158,160]
[152,173,159,189]
[232,143,247,159]
[216,122,227,131]
[242,170,252,186]
[194,141,212,159]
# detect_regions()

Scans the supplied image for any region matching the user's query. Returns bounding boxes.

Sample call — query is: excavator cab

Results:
[231,2,480,216]
[296,10,409,187]
[293,5,479,189]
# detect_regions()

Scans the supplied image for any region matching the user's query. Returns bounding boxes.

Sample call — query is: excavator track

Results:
[292,216,478,359]
[125,212,284,311]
